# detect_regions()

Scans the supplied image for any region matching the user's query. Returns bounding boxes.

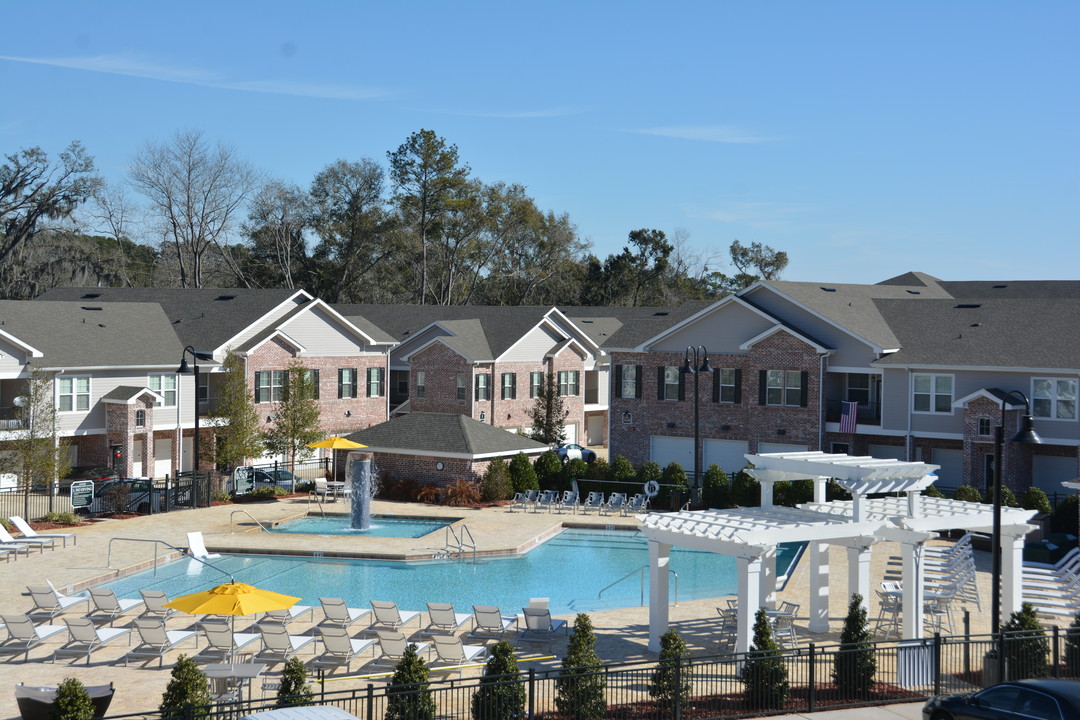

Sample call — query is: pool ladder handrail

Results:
[230,509,272,532]
[105,537,234,581]
[597,565,678,607]
[443,523,476,562]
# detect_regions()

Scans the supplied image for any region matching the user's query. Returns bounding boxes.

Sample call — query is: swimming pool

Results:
[102,529,804,616]
[269,515,452,539]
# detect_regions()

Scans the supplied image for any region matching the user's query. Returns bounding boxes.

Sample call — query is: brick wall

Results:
[409,343,471,416]
[374,452,496,486]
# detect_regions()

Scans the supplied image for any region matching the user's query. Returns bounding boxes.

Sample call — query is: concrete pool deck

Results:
[0,496,1004,719]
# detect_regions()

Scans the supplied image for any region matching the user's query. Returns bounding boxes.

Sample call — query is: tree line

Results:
[1,130,788,305]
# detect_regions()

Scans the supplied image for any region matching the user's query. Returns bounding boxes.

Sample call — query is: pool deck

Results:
[0,497,998,719]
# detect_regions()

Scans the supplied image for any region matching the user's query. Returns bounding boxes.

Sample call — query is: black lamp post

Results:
[680,345,712,505]
[991,390,1042,635]
[177,347,211,504]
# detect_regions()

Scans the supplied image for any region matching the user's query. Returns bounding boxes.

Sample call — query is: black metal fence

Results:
[93,626,1080,720]
[0,485,75,522]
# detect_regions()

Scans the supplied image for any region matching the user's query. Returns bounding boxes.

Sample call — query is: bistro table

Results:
[204,663,267,704]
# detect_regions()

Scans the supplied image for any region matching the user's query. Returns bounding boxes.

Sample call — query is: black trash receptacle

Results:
[670,490,687,511]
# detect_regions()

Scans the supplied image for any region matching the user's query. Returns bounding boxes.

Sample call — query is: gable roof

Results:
[343,412,549,458]
[581,302,714,350]
[101,386,165,404]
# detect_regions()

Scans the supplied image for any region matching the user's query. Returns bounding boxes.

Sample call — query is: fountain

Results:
[347,450,373,530]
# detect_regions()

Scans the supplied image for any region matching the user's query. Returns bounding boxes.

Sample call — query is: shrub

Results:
[825,479,852,501]
[833,594,876,699]
[471,640,525,720]
[160,654,210,720]
[386,643,435,720]
[586,457,611,483]
[562,458,589,490]
[610,456,637,483]
[702,465,731,508]
[0,518,11,532]
[295,481,315,493]
[443,478,481,507]
[775,479,814,507]
[276,656,313,706]
[555,613,606,720]
[381,475,422,502]
[101,482,131,514]
[636,461,662,484]
[1053,494,1079,535]
[741,608,789,710]
[1002,602,1049,678]
[1065,611,1080,676]
[244,485,286,500]
[922,483,945,498]
[983,484,1019,508]
[41,511,82,525]
[211,490,233,503]
[730,466,760,507]
[54,677,95,720]
[415,484,442,504]
[534,451,563,490]
[662,462,688,489]
[1022,487,1053,515]
[508,453,539,494]
[480,458,513,502]
[953,484,982,503]
[648,629,692,712]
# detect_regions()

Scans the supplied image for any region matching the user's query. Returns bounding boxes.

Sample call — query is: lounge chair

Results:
[0,525,55,553]
[581,492,604,513]
[86,588,145,626]
[424,602,471,636]
[255,623,316,664]
[27,586,87,620]
[469,605,516,642]
[518,607,567,647]
[0,543,31,561]
[313,625,376,670]
[430,635,487,675]
[603,493,626,515]
[9,517,76,547]
[139,590,177,621]
[535,490,560,513]
[53,617,131,665]
[311,478,334,503]
[263,604,315,625]
[319,597,370,630]
[0,613,67,661]
[510,490,538,511]
[625,494,649,515]
[554,490,579,514]
[373,629,429,666]
[125,618,197,667]
[370,600,421,633]
[197,622,260,662]
[186,531,221,560]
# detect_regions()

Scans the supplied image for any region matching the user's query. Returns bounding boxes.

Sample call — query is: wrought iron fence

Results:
[0,486,74,521]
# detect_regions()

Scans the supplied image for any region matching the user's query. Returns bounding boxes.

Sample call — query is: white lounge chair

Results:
[625,493,649,515]
[373,629,429,666]
[469,605,516,642]
[255,623,316,664]
[263,605,315,626]
[430,635,487,675]
[319,598,370,630]
[197,622,260,662]
[87,588,144,626]
[510,490,538,511]
[0,543,31,561]
[581,492,605,513]
[125,618,198,667]
[370,600,421,633]
[424,602,471,636]
[535,490,560,513]
[27,586,87,620]
[186,531,221,560]
[139,590,177,621]
[9,517,76,547]
[313,625,376,670]
[53,617,131,665]
[0,613,67,661]
[555,490,578,514]
[0,525,55,552]
[603,493,627,515]
[519,607,567,647]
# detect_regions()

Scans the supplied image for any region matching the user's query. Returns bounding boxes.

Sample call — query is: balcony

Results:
[824,399,881,426]
[0,408,27,431]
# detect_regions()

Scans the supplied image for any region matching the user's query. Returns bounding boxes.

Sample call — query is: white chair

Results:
[625,494,649,515]
[581,492,605,513]
[430,635,487,676]
[715,607,738,648]
[314,625,376,670]
[0,525,55,552]
[27,586,87,620]
[0,543,31,560]
[536,490,560,512]
[139,590,177,621]
[9,517,76,547]
[519,607,567,647]
[0,613,67,661]
[373,629,429,666]
[255,623,316,664]
[186,531,221,560]
[424,602,471,636]
[470,605,516,642]
[555,490,579,514]
[86,588,145,626]
[603,493,627,516]
[370,600,421,633]
[319,598,370,630]
[126,618,198,667]
[263,605,315,626]
[197,622,260,662]
[53,617,131,665]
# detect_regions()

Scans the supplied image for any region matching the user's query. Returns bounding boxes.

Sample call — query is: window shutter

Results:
[351,369,358,398]
[512,374,517,399]
[712,369,720,403]
[635,366,643,399]
[800,370,809,407]
[733,369,742,404]
[678,371,686,401]
[254,371,264,402]
[614,365,623,398]
[475,376,481,401]
[759,370,767,405]
[657,367,665,400]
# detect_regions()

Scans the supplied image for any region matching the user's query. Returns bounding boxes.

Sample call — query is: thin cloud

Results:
[626,125,775,144]
[0,53,391,101]
[420,105,587,119]
[690,201,811,229]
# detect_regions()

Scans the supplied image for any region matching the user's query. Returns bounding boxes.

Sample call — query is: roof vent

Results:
[215,295,237,301]
[80,293,102,299]
[820,287,836,292]
[906,290,921,295]
[81,306,102,311]
[970,323,981,327]
[992,284,1007,289]
[580,319,593,323]
[652,312,669,317]
[955,303,982,309]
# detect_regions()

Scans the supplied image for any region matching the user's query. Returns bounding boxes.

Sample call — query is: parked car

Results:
[252,469,299,488]
[89,477,191,514]
[63,466,120,490]
[923,678,1080,720]
[553,443,597,464]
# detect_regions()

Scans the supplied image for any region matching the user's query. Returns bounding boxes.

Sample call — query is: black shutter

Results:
[351,369,358,398]
[635,366,643,399]
[759,370,767,405]
[657,367,665,400]
[712,369,720,402]
[511,373,517,400]
[733,369,743,404]
[614,365,623,398]
[475,375,481,401]
[678,371,686,401]
[800,370,809,407]
[254,371,264,402]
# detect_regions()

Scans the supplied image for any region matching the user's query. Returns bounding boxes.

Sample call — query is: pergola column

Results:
[1001,526,1029,622]
[901,539,926,639]
[846,541,873,612]
[808,541,831,633]
[736,554,764,654]
[759,548,778,610]
[647,539,670,652]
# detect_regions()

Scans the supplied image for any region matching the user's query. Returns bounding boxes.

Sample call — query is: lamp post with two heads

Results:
[177,347,212,506]
[680,345,712,505]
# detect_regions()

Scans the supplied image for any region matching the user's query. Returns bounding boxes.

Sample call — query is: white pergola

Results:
[639,451,1037,653]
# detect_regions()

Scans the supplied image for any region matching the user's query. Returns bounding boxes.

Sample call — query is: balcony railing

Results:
[0,408,27,430]
[824,399,881,425]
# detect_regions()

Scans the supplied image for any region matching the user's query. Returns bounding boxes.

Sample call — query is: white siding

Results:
[649,303,773,354]
[54,370,192,436]
[1033,455,1080,495]
[0,337,28,377]
[394,326,452,366]
[502,324,565,363]
[227,296,308,351]
[284,306,369,356]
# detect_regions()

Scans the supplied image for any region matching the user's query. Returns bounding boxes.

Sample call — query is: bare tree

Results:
[245,180,311,289]
[129,130,259,288]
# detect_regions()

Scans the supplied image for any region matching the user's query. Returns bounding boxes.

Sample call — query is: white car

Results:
[553,443,597,464]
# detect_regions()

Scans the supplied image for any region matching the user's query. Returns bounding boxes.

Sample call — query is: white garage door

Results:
[650,436,693,470]
[869,444,906,461]
[1033,455,1080,495]
[562,424,578,445]
[933,448,963,487]
[132,441,144,477]
[704,439,750,474]
[758,442,808,454]
[154,438,172,478]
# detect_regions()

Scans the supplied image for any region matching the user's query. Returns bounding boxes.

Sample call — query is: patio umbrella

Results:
[306,436,367,481]
[164,581,300,617]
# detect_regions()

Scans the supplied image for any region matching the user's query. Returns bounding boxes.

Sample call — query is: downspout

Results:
[385,349,390,421]
[176,372,183,474]
[906,368,913,461]
[818,354,827,452]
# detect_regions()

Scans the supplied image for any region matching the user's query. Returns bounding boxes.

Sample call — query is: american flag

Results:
[840,401,859,433]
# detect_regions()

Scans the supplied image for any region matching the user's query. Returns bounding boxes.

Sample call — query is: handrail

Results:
[441,524,476,562]
[459,524,476,562]
[105,537,233,581]
[444,525,460,554]
[598,565,678,607]
[230,509,271,532]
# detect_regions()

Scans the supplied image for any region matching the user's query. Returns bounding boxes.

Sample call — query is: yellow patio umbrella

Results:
[164,581,300,617]
[306,436,367,481]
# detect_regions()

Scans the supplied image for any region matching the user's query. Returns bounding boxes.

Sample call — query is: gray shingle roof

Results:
[101,386,160,403]
[937,280,1080,299]
[343,412,549,456]
[587,302,714,350]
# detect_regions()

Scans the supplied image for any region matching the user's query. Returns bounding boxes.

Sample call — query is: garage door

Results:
[704,439,750,474]
[154,438,172,478]
[132,441,144,477]
[562,424,578,445]
[869,444,906,461]
[758,443,808,455]
[1033,455,1080,495]
[933,448,963,487]
[650,436,693,471]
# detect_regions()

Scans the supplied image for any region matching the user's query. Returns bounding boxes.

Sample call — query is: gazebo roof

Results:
[746,451,940,495]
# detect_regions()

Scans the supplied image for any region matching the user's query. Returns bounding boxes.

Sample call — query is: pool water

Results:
[270,515,451,539]
[103,529,804,616]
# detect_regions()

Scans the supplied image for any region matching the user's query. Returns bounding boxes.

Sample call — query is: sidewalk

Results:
[773,702,924,719]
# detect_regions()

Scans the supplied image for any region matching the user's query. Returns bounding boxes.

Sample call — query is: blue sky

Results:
[2,1,1076,284]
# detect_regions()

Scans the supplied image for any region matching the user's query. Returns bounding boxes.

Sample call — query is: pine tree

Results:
[528,368,568,445]
[210,350,264,472]
[1002,602,1049,678]
[555,613,607,720]
[481,457,513,501]
[385,643,436,720]
[741,608,789,710]
[833,594,876,699]
[160,654,211,720]
[276,656,314,707]
[471,641,525,720]
[508,452,539,494]
[648,629,692,712]
[54,677,95,720]
[264,360,323,466]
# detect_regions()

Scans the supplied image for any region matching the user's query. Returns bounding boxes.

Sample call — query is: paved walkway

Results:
[0,497,988,719]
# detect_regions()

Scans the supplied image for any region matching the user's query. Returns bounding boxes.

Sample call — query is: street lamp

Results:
[991,390,1042,635]
[680,345,712,505]
[177,346,212,505]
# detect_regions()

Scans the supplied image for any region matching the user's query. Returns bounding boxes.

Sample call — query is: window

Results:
[558,370,579,397]
[659,366,681,401]
[148,374,176,407]
[1033,378,1077,420]
[135,409,146,428]
[913,373,952,413]
[760,370,806,407]
[367,367,384,397]
[456,374,468,401]
[978,417,992,436]
[415,371,426,399]
[255,370,285,403]
[501,373,516,400]
[475,373,490,401]
[714,368,740,403]
[337,368,357,399]
[197,374,209,406]
[846,374,870,404]
[58,376,90,412]
[302,369,320,400]
[617,365,641,399]
[529,372,544,398]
